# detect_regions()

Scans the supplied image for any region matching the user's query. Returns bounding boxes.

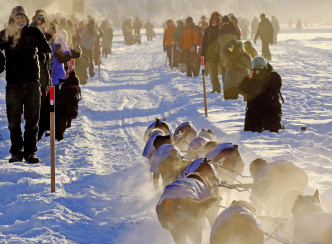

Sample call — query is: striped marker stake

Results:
[50,86,56,193]
[201,57,208,117]
[71,59,75,71]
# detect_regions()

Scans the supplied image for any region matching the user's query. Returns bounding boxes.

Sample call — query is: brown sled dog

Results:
[210,200,264,244]
[156,173,221,244]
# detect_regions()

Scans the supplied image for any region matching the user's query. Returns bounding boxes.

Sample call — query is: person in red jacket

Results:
[181,17,198,77]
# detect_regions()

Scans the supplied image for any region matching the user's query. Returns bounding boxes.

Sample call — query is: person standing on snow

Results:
[132,17,142,44]
[254,13,274,61]
[250,16,259,40]
[163,19,176,68]
[80,19,98,77]
[173,20,185,69]
[0,6,52,163]
[218,15,239,84]
[181,17,198,77]
[101,20,113,57]
[271,16,280,45]
[222,40,251,100]
[240,56,284,133]
[201,11,221,93]
[144,19,154,41]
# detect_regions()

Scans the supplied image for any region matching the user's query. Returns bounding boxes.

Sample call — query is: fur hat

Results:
[11,6,26,17]
[9,6,29,23]
[252,56,268,69]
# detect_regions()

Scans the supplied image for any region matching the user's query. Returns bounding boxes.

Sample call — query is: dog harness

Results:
[158,177,213,205]
[150,144,182,173]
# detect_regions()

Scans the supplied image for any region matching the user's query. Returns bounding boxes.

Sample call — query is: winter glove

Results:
[55,43,61,53]
[70,49,81,59]
[190,45,195,52]
[55,45,72,63]
[176,45,182,53]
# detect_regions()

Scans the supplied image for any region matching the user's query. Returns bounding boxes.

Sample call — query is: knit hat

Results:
[222,15,231,23]
[252,56,268,69]
[56,29,68,42]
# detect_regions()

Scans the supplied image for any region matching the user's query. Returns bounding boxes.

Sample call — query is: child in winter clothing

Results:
[240,56,284,133]
[74,44,90,85]
[51,29,72,85]
[55,71,82,141]
[244,41,258,59]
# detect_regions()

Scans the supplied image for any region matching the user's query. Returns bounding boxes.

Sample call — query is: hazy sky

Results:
[1,0,331,27]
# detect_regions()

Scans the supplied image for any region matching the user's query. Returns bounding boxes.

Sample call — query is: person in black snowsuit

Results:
[0,6,52,163]
[55,71,82,141]
[240,56,284,133]
[254,14,274,61]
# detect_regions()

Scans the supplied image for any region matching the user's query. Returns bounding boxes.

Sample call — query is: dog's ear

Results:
[313,189,320,202]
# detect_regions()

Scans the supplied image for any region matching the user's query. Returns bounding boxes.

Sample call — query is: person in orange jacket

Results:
[163,19,176,68]
[181,17,198,77]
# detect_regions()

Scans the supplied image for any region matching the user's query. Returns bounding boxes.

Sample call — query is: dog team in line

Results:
[142,118,332,244]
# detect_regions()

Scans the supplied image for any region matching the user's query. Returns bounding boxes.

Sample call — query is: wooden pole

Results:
[98,39,101,78]
[50,86,56,193]
[201,57,208,117]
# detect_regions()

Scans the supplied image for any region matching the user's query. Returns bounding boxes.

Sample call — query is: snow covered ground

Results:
[0,26,332,243]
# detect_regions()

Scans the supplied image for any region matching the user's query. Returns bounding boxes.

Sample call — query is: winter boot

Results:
[24,153,40,164]
[9,152,24,163]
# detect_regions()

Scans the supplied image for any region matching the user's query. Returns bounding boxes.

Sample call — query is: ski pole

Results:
[50,86,56,193]
[201,57,208,117]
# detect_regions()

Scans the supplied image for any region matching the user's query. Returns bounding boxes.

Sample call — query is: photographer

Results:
[240,56,284,133]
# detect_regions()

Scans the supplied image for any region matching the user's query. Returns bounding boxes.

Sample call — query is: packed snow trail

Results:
[0,27,332,243]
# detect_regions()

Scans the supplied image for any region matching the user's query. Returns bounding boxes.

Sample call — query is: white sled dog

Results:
[292,190,332,244]
[143,118,171,142]
[172,122,197,151]
[210,200,264,244]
